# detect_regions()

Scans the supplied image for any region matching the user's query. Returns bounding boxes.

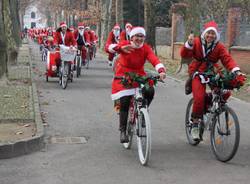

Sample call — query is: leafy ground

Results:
[0,85,32,120]
[0,122,36,143]
[0,42,37,143]
[146,57,250,103]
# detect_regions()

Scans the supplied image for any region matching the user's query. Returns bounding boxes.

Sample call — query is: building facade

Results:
[23,5,47,29]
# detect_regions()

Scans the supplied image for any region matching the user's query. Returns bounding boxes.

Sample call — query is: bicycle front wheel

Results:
[61,62,69,89]
[76,56,82,77]
[136,108,151,166]
[210,105,240,162]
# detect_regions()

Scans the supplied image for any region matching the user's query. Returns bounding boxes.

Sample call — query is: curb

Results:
[0,43,45,159]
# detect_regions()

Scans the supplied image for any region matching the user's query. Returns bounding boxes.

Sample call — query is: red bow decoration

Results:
[148,79,155,87]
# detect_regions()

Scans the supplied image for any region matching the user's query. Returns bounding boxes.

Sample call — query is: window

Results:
[31,22,36,28]
[31,12,36,19]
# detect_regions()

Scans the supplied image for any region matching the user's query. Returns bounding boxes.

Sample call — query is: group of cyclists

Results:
[104,20,246,145]
[28,22,98,74]
[27,20,246,163]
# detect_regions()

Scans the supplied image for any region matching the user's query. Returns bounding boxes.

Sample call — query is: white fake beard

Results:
[131,41,144,49]
[113,30,120,37]
[126,28,131,35]
[79,30,84,36]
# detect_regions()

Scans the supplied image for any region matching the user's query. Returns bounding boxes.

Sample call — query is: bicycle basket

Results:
[59,45,76,61]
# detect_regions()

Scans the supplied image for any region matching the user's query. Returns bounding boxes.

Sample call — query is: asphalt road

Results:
[0,42,249,184]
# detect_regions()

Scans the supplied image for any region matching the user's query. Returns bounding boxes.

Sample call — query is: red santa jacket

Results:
[74,30,90,46]
[180,37,239,76]
[111,41,166,100]
[54,29,77,47]
[105,31,120,54]
[87,30,95,43]
[120,30,129,41]
[90,31,98,43]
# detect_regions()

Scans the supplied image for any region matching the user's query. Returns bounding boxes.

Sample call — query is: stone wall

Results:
[155,27,171,46]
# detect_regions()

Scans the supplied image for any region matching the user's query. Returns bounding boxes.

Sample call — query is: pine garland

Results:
[208,70,237,90]
[120,72,158,90]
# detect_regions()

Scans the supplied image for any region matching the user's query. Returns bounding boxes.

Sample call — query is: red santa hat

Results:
[113,24,120,30]
[125,22,132,29]
[129,27,146,38]
[78,22,85,29]
[201,21,220,42]
[60,22,67,28]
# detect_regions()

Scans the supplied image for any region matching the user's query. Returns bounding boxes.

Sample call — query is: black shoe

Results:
[141,117,146,128]
[120,131,129,143]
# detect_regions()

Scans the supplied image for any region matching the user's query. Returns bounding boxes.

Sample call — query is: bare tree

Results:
[144,0,156,50]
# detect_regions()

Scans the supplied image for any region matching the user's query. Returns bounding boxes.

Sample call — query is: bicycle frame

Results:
[128,85,148,126]
[202,86,230,133]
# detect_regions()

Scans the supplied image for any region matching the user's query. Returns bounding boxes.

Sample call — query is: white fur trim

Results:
[155,63,165,72]
[231,67,240,73]
[47,51,50,69]
[108,44,117,53]
[113,25,120,29]
[60,23,67,28]
[201,27,220,43]
[184,41,193,49]
[125,23,132,28]
[130,27,146,38]
[111,88,136,101]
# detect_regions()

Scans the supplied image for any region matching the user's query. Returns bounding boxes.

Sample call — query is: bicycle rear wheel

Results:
[136,108,151,166]
[185,98,201,145]
[210,105,240,162]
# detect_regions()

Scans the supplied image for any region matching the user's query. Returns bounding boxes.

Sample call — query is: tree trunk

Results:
[100,0,111,49]
[3,0,19,66]
[144,0,156,51]
[0,0,7,78]
[107,0,116,32]
[116,0,123,27]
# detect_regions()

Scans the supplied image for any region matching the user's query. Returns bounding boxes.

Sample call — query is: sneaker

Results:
[141,116,146,128]
[108,61,112,66]
[120,131,129,143]
[191,124,200,141]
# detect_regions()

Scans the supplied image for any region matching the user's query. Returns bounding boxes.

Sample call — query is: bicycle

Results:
[116,72,163,166]
[58,45,77,89]
[185,71,241,162]
[75,47,82,78]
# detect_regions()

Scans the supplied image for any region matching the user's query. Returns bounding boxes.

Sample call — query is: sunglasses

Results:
[134,34,145,38]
